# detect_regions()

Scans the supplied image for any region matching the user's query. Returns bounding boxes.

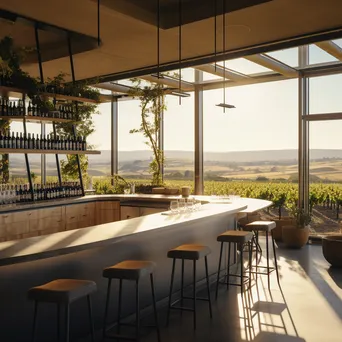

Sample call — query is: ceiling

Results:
[0,0,342,82]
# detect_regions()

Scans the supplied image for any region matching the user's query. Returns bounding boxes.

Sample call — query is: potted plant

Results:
[271,192,295,242]
[282,205,311,248]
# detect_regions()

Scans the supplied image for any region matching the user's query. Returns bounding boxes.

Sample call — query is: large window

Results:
[203,79,298,194]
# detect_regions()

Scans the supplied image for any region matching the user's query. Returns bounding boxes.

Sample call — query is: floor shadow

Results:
[328,267,342,289]
[253,331,306,342]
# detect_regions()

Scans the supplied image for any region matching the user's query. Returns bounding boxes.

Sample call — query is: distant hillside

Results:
[7,149,342,168]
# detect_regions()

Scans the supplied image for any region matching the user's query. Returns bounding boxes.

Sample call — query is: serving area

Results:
[0,196,270,341]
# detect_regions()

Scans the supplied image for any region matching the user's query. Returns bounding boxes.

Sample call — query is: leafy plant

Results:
[128,78,166,186]
[286,205,311,228]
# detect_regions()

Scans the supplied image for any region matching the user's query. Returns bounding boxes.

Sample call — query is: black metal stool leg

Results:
[166,258,176,326]
[31,301,38,342]
[204,256,213,318]
[135,280,140,342]
[240,243,244,290]
[181,259,184,315]
[65,304,70,342]
[271,230,280,285]
[227,242,231,290]
[117,279,122,336]
[57,303,61,342]
[266,231,270,289]
[215,242,223,299]
[193,260,197,330]
[102,278,112,341]
[87,295,95,342]
[255,232,259,285]
[150,274,161,342]
[248,241,252,289]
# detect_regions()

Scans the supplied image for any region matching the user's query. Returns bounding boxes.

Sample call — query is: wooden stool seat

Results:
[244,221,276,232]
[167,244,211,260]
[102,260,160,341]
[217,231,253,244]
[103,260,156,280]
[28,279,96,304]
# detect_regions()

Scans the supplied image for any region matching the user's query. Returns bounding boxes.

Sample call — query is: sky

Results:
[10,40,342,153]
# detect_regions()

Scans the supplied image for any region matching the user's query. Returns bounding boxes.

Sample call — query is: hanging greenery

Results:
[128,78,166,186]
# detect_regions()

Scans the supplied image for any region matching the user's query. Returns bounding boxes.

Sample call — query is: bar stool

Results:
[102,260,161,342]
[215,231,253,299]
[28,279,97,342]
[166,244,212,330]
[244,221,280,289]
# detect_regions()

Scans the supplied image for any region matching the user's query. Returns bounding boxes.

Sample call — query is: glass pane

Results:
[266,47,298,67]
[309,74,342,114]
[203,79,298,194]
[309,44,338,65]
[309,120,342,237]
[219,58,271,74]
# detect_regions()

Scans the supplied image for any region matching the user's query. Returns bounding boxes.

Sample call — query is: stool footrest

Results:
[105,332,138,340]
[181,295,210,302]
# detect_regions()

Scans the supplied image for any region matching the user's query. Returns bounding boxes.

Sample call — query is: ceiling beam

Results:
[244,54,298,77]
[315,41,342,61]
[139,75,194,91]
[201,71,293,91]
[194,64,250,81]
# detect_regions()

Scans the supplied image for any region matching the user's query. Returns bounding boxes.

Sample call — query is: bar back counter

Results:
[0,195,271,341]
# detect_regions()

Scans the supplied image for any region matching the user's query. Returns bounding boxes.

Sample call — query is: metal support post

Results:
[194,70,204,195]
[298,46,310,212]
[111,96,118,185]
[68,35,84,196]
[159,96,164,182]
[35,26,47,186]
[23,115,34,200]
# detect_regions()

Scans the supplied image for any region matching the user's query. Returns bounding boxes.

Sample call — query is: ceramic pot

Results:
[322,235,342,267]
[282,225,310,248]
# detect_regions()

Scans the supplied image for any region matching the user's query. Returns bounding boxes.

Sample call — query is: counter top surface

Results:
[0,202,248,266]
[0,197,272,266]
[0,194,271,213]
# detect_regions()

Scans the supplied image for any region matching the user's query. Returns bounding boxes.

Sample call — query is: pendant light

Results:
[215,0,235,112]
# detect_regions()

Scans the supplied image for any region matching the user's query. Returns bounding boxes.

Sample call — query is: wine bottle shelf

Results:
[0,85,107,104]
[0,115,76,124]
[0,148,101,155]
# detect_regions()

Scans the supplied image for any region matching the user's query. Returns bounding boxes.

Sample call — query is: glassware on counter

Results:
[170,200,179,214]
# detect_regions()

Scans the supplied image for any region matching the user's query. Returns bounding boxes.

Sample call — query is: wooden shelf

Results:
[0,86,103,104]
[0,115,75,124]
[0,148,101,155]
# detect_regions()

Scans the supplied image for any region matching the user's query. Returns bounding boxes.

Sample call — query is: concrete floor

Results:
[135,240,342,342]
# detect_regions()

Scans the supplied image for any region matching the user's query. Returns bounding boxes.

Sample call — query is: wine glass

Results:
[178,198,186,213]
[170,200,179,214]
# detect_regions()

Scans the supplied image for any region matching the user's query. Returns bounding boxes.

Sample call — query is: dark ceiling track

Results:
[94,26,342,84]
[98,0,101,46]
[214,0,217,71]
[178,0,182,105]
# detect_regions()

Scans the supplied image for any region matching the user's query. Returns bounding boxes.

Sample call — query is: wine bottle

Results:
[7,131,12,149]
[24,133,28,149]
[16,132,20,149]
[0,132,3,149]
[36,134,40,150]
[2,99,7,116]
[19,132,23,149]
[3,131,8,148]
[11,132,16,149]
[8,102,13,116]
[28,101,32,116]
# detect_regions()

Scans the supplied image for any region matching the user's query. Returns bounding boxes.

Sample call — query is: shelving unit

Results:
[0,148,100,154]
[0,32,103,202]
[0,115,76,124]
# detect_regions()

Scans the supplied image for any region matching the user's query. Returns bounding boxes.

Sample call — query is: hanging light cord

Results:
[97,0,100,46]
[157,0,160,78]
[179,0,182,105]
[222,0,226,112]
[214,0,217,71]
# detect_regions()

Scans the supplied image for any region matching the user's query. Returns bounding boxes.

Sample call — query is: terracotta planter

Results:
[282,225,310,248]
[322,235,342,267]
[272,217,296,242]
